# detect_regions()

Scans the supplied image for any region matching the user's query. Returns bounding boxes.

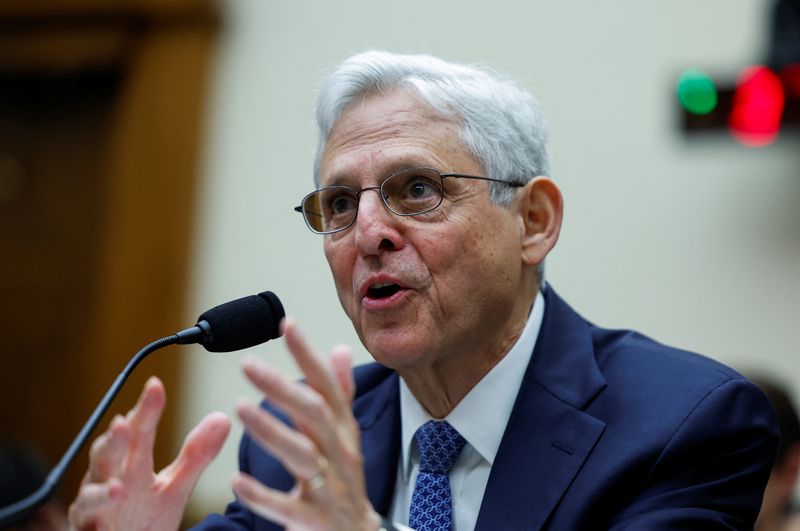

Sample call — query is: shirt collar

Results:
[398,291,545,477]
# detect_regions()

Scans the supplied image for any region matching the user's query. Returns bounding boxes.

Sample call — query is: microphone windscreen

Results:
[197,291,285,352]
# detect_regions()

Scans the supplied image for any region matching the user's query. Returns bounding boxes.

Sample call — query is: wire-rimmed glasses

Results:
[294,167,523,234]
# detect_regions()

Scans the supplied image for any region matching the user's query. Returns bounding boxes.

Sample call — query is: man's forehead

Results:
[318,91,464,184]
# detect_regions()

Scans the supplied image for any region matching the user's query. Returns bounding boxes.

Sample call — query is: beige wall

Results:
[180,0,800,513]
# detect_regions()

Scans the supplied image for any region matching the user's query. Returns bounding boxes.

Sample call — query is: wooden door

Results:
[0,0,218,507]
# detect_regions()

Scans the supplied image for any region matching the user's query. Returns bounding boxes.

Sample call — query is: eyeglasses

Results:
[294,167,523,234]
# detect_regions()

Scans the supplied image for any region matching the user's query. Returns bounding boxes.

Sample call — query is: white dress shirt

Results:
[387,292,545,531]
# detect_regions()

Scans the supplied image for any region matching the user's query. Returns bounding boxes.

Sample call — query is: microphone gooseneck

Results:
[0,290,285,528]
[0,335,181,528]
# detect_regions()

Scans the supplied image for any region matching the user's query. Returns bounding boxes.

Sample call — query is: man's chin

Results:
[362,334,430,370]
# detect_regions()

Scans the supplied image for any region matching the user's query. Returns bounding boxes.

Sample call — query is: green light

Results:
[677,68,718,115]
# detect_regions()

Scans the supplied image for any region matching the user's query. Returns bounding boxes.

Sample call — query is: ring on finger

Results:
[306,456,329,491]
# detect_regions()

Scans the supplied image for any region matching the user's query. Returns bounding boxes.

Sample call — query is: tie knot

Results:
[414,420,466,475]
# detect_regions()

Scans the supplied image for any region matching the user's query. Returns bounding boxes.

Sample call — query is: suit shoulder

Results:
[591,325,742,393]
[586,325,776,448]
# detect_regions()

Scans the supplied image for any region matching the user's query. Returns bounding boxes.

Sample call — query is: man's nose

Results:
[353,188,402,254]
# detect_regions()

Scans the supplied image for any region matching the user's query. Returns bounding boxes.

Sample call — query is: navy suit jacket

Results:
[195,287,778,530]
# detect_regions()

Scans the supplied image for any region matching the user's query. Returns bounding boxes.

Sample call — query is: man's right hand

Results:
[68,376,231,531]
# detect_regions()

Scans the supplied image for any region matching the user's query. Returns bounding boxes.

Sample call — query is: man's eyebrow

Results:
[320,174,358,187]
[320,161,441,187]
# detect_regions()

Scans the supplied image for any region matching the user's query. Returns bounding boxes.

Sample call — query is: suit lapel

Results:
[353,368,402,516]
[475,288,607,531]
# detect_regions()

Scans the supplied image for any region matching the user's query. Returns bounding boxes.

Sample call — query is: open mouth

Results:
[367,282,402,299]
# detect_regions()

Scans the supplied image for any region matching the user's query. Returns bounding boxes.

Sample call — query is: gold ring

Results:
[306,456,329,490]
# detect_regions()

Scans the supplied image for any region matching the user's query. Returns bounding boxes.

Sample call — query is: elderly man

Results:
[69,51,778,531]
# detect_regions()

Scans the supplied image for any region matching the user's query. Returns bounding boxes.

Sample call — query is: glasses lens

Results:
[303,186,358,233]
[382,168,444,215]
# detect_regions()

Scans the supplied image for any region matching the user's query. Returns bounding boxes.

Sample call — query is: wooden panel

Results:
[0,68,119,500]
[81,9,219,476]
[0,1,218,508]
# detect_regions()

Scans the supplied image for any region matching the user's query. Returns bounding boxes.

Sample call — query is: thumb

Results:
[162,411,231,497]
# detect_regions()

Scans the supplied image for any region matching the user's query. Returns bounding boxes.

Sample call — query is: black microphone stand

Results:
[0,326,204,528]
[0,289,283,528]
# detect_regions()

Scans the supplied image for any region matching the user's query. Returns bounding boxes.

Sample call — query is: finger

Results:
[329,345,355,404]
[68,479,125,529]
[236,399,322,481]
[126,376,166,473]
[88,415,132,482]
[160,411,231,499]
[232,472,311,528]
[242,358,339,455]
[282,319,349,418]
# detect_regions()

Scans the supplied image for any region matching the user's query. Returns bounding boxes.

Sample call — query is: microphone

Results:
[0,290,285,528]
[178,290,285,352]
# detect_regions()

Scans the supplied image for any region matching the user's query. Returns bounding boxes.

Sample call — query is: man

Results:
[750,375,800,531]
[68,51,779,530]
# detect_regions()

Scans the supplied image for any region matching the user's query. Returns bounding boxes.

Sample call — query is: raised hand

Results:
[68,377,231,531]
[232,319,382,531]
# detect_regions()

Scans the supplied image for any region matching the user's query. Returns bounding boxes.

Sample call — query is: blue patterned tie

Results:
[409,420,466,531]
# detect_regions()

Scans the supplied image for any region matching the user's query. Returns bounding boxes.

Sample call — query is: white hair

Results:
[314,51,552,207]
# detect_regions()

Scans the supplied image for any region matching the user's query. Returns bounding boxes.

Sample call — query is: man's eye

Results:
[328,194,357,215]
[403,177,439,200]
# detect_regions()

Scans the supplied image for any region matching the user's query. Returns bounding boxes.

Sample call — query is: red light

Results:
[728,65,784,147]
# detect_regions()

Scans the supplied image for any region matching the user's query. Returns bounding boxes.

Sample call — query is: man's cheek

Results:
[333,276,357,320]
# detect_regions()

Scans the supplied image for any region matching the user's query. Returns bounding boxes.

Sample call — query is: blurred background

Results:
[1,0,798,526]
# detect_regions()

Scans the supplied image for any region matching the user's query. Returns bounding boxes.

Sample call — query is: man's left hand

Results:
[232,318,382,531]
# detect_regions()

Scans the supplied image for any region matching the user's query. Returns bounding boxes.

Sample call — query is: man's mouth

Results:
[367,282,402,299]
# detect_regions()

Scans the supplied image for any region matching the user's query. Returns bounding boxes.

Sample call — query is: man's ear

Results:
[518,176,563,266]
